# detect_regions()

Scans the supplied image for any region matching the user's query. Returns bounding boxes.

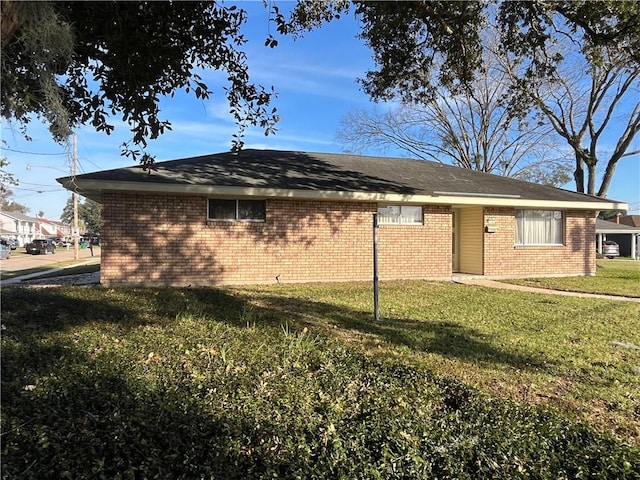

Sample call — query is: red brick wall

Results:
[378,205,452,279]
[100,193,595,285]
[100,193,452,286]
[483,208,596,277]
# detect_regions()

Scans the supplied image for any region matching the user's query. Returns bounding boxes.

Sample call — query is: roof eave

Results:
[58,178,629,211]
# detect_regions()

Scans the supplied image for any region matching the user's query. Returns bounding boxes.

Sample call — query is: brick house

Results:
[58,150,627,286]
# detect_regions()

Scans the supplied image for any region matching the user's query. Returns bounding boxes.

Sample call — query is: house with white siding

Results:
[0,211,38,246]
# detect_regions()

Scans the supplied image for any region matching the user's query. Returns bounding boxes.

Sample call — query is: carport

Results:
[596,219,640,260]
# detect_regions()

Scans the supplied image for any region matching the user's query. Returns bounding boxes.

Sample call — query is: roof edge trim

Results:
[61,179,629,211]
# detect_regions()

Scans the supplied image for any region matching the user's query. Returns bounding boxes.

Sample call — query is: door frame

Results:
[452,209,460,272]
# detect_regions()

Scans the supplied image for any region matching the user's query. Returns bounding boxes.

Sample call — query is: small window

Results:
[378,205,423,225]
[208,199,236,220]
[515,210,563,245]
[208,199,265,221]
[238,200,266,220]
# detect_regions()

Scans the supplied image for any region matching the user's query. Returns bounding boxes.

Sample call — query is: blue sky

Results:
[2,1,639,220]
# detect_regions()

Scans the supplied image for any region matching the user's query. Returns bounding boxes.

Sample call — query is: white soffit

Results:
[67,179,629,211]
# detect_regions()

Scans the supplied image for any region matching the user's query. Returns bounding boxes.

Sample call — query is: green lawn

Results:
[243,281,640,438]
[502,259,640,297]
[2,281,638,479]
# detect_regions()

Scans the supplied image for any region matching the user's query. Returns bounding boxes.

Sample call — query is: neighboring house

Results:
[596,218,640,259]
[52,220,72,238]
[37,217,58,237]
[36,217,71,239]
[57,150,627,286]
[0,211,38,246]
[619,215,640,228]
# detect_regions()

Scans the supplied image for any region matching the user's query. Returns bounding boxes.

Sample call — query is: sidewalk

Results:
[1,259,100,287]
[455,278,640,303]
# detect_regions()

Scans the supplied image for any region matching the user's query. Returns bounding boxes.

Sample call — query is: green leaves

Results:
[1,2,279,163]
[60,197,101,234]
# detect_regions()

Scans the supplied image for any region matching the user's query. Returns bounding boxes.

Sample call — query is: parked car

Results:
[601,240,620,259]
[0,238,17,250]
[25,239,56,255]
[52,237,71,247]
[0,243,10,260]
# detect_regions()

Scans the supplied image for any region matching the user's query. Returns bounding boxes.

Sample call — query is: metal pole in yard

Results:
[373,212,380,321]
[73,134,79,261]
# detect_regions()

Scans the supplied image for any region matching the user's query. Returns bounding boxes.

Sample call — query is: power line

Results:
[11,186,61,193]
[16,181,58,187]
[76,134,105,171]
[77,155,103,174]
[1,146,68,156]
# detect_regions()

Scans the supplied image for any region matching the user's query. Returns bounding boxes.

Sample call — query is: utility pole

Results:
[73,134,79,260]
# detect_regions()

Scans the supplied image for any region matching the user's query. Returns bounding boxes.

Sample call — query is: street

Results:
[0,246,100,273]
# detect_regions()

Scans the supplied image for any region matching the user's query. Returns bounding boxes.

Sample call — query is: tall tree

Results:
[81,199,102,235]
[60,197,74,228]
[336,42,571,186]
[282,1,639,95]
[1,1,279,165]
[598,210,627,221]
[4,0,638,188]
[0,156,17,196]
[61,197,101,234]
[281,0,640,197]
[0,157,27,213]
[0,189,28,214]
[500,34,639,197]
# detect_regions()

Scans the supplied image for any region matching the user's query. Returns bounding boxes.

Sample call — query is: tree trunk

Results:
[573,154,585,194]
[597,158,619,198]
[586,162,597,196]
[1,0,25,47]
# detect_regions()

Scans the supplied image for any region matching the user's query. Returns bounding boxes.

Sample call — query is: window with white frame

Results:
[515,210,564,245]
[208,199,266,221]
[377,205,423,225]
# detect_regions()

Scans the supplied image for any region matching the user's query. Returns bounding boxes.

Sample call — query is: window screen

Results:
[238,200,266,220]
[378,205,423,225]
[208,199,266,221]
[208,199,236,220]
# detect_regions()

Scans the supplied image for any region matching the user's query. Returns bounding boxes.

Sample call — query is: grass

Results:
[240,281,640,440]
[502,259,640,297]
[1,280,639,478]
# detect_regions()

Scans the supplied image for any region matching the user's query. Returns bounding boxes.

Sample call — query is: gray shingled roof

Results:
[0,210,38,222]
[58,149,620,205]
[596,219,640,233]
